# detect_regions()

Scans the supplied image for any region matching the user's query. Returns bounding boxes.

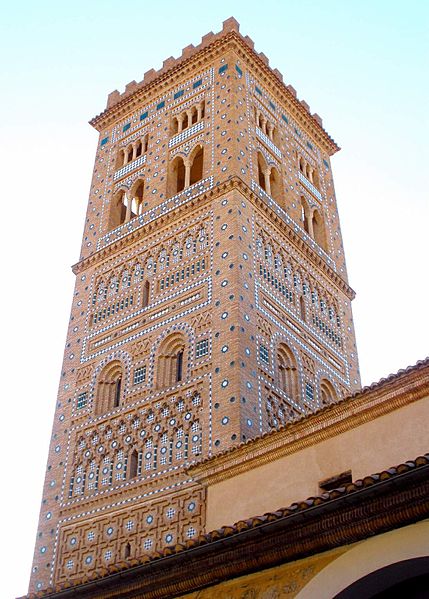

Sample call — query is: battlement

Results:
[91,17,328,142]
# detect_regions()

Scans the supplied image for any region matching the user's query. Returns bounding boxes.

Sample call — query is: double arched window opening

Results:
[257,152,283,205]
[108,179,145,231]
[167,145,204,197]
[300,196,328,252]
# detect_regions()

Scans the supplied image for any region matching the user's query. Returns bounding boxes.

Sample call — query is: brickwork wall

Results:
[28,22,360,594]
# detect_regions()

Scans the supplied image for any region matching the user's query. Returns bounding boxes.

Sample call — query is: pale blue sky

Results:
[2,2,428,596]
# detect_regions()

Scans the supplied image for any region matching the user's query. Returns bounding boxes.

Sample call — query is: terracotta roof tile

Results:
[26,452,429,598]
[187,356,429,469]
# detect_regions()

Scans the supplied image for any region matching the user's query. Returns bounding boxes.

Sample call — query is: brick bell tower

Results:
[28,17,360,594]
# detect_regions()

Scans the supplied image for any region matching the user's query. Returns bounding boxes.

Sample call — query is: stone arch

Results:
[92,277,106,305]
[107,272,119,296]
[157,247,170,271]
[134,134,148,158]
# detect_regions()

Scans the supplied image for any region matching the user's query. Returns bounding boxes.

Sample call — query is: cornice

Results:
[189,360,429,485]
[25,456,429,598]
[72,177,353,299]
[89,23,339,155]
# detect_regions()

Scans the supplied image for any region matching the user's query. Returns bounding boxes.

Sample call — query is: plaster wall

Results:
[206,394,429,529]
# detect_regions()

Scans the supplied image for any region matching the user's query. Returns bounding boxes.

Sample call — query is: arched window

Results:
[277,344,298,400]
[171,116,179,135]
[257,152,268,191]
[300,196,311,234]
[167,146,204,197]
[115,149,125,170]
[269,167,283,204]
[130,180,144,217]
[135,140,142,157]
[108,190,127,230]
[189,145,204,185]
[312,168,320,189]
[176,349,184,382]
[156,333,186,389]
[95,361,123,415]
[312,209,328,251]
[167,155,186,197]
[126,145,133,163]
[320,379,337,405]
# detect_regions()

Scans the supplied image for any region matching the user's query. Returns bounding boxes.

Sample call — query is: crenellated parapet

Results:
[90,17,337,155]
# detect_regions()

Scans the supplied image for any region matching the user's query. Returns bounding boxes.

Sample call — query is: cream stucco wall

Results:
[205,395,429,530]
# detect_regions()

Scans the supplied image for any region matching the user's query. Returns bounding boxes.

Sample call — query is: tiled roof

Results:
[25,452,429,598]
[190,356,429,469]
